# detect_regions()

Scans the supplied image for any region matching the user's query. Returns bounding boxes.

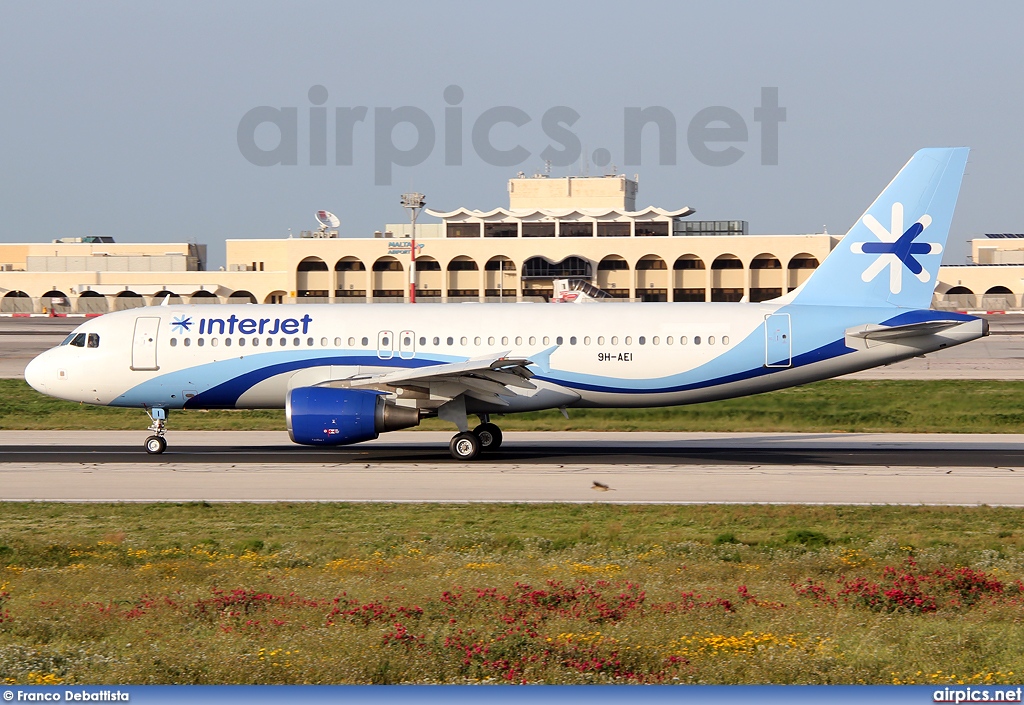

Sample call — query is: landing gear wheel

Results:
[449,431,481,461]
[473,422,503,451]
[145,435,167,455]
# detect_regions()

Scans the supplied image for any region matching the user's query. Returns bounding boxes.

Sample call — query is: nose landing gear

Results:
[144,407,168,454]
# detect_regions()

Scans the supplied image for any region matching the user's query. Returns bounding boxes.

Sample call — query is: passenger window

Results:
[294,338,300,346]
[638,336,646,345]
[570,336,577,345]
[709,336,715,345]
[488,336,495,345]
[611,336,618,345]
[694,336,701,345]
[252,338,259,347]
[516,336,523,345]
[542,336,550,345]
[652,336,660,345]
[170,338,178,347]
[348,337,355,347]
[333,337,341,346]
[225,338,232,347]
[197,338,205,347]
[447,337,454,345]
[280,338,287,347]
[597,336,604,345]
[584,336,591,345]
[321,337,329,346]
[307,338,314,346]
[237,339,244,347]
[501,336,509,346]
[556,336,563,345]
[419,337,426,346]
[680,336,688,345]
[432,337,439,346]
[211,338,219,347]
[722,336,730,345]
[474,337,481,346]
[666,336,673,346]
[529,336,536,345]
[70,333,86,347]
[381,336,389,347]
[361,337,369,346]
[625,336,632,345]
[87,333,100,348]
[184,338,192,347]
[403,335,412,346]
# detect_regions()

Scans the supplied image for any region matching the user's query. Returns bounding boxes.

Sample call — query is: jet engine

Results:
[286,387,419,446]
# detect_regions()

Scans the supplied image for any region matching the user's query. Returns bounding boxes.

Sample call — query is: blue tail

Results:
[790,147,969,309]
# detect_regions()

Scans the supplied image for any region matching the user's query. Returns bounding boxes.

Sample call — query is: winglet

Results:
[527,345,559,374]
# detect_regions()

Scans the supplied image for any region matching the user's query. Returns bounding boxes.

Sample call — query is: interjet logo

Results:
[170,315,193,334]
[851,202,940,294]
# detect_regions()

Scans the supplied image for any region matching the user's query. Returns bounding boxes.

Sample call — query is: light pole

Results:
[400,193,426,303]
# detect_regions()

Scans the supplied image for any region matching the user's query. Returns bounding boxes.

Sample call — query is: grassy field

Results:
[1,503,1022,685]
[3,378,1024,433]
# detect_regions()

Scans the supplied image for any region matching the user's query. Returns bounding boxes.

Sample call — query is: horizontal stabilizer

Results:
[845,319,965,341]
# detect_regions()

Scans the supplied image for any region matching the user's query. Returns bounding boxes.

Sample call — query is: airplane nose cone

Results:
[24,352,48,394]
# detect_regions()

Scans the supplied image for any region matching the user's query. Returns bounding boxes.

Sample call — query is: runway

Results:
[2,431,1022,505]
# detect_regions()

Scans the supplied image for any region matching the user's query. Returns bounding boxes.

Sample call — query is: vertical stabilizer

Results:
[789,148,969,308]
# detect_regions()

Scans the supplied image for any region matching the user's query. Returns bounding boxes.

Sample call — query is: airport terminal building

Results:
[1,175,1022,314]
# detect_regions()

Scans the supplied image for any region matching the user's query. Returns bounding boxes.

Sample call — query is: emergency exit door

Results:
[131,316,161,371]
[764,313,792,368]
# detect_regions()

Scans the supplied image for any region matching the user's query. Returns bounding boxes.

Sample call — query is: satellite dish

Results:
[315,210,340,230]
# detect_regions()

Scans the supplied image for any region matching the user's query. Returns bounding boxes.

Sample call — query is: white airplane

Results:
[25,148,985,460]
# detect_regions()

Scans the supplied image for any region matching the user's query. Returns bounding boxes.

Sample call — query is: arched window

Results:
[297,257,329,271]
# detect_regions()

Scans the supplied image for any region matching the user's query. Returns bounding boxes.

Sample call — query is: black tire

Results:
[145,435,166,455]
[449,431,481,461]
[473,422,503,451]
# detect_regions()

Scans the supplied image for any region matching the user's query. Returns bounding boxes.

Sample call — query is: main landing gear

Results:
[447,418,504,461]
[144,407,168,454]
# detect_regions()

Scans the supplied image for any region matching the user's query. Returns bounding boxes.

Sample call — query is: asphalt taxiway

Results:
[1,431,1021,505]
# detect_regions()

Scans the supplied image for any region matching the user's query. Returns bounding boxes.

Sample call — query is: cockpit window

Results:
[61,333,76,346]
[87,333,100,348]
[69,333,86,348]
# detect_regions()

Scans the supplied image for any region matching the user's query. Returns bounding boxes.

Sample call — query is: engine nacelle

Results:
[286,386,419,446]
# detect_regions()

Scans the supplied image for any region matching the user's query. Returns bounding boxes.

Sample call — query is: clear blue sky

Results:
[2,1,1022,268]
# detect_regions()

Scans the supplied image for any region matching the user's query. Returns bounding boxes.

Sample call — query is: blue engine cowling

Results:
[286,386,419,446]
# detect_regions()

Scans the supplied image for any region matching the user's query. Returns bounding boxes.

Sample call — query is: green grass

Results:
[3,378,1024,433]
[1,503,1023,684]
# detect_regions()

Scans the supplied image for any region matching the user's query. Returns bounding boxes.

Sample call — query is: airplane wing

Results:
[344,353,537,406]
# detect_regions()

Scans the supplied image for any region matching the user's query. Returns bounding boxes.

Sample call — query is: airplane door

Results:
[377,330,394,360]
[398,329,416,360]
[764,313,792,368]
[131,316,161,371]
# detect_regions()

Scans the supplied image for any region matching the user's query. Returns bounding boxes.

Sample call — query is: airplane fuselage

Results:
[25,300,986,414]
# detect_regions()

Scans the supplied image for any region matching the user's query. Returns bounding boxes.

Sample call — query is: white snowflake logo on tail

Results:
[850,202,940,294]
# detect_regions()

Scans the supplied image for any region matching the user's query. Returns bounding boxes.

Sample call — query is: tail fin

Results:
[789,147,969,308]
